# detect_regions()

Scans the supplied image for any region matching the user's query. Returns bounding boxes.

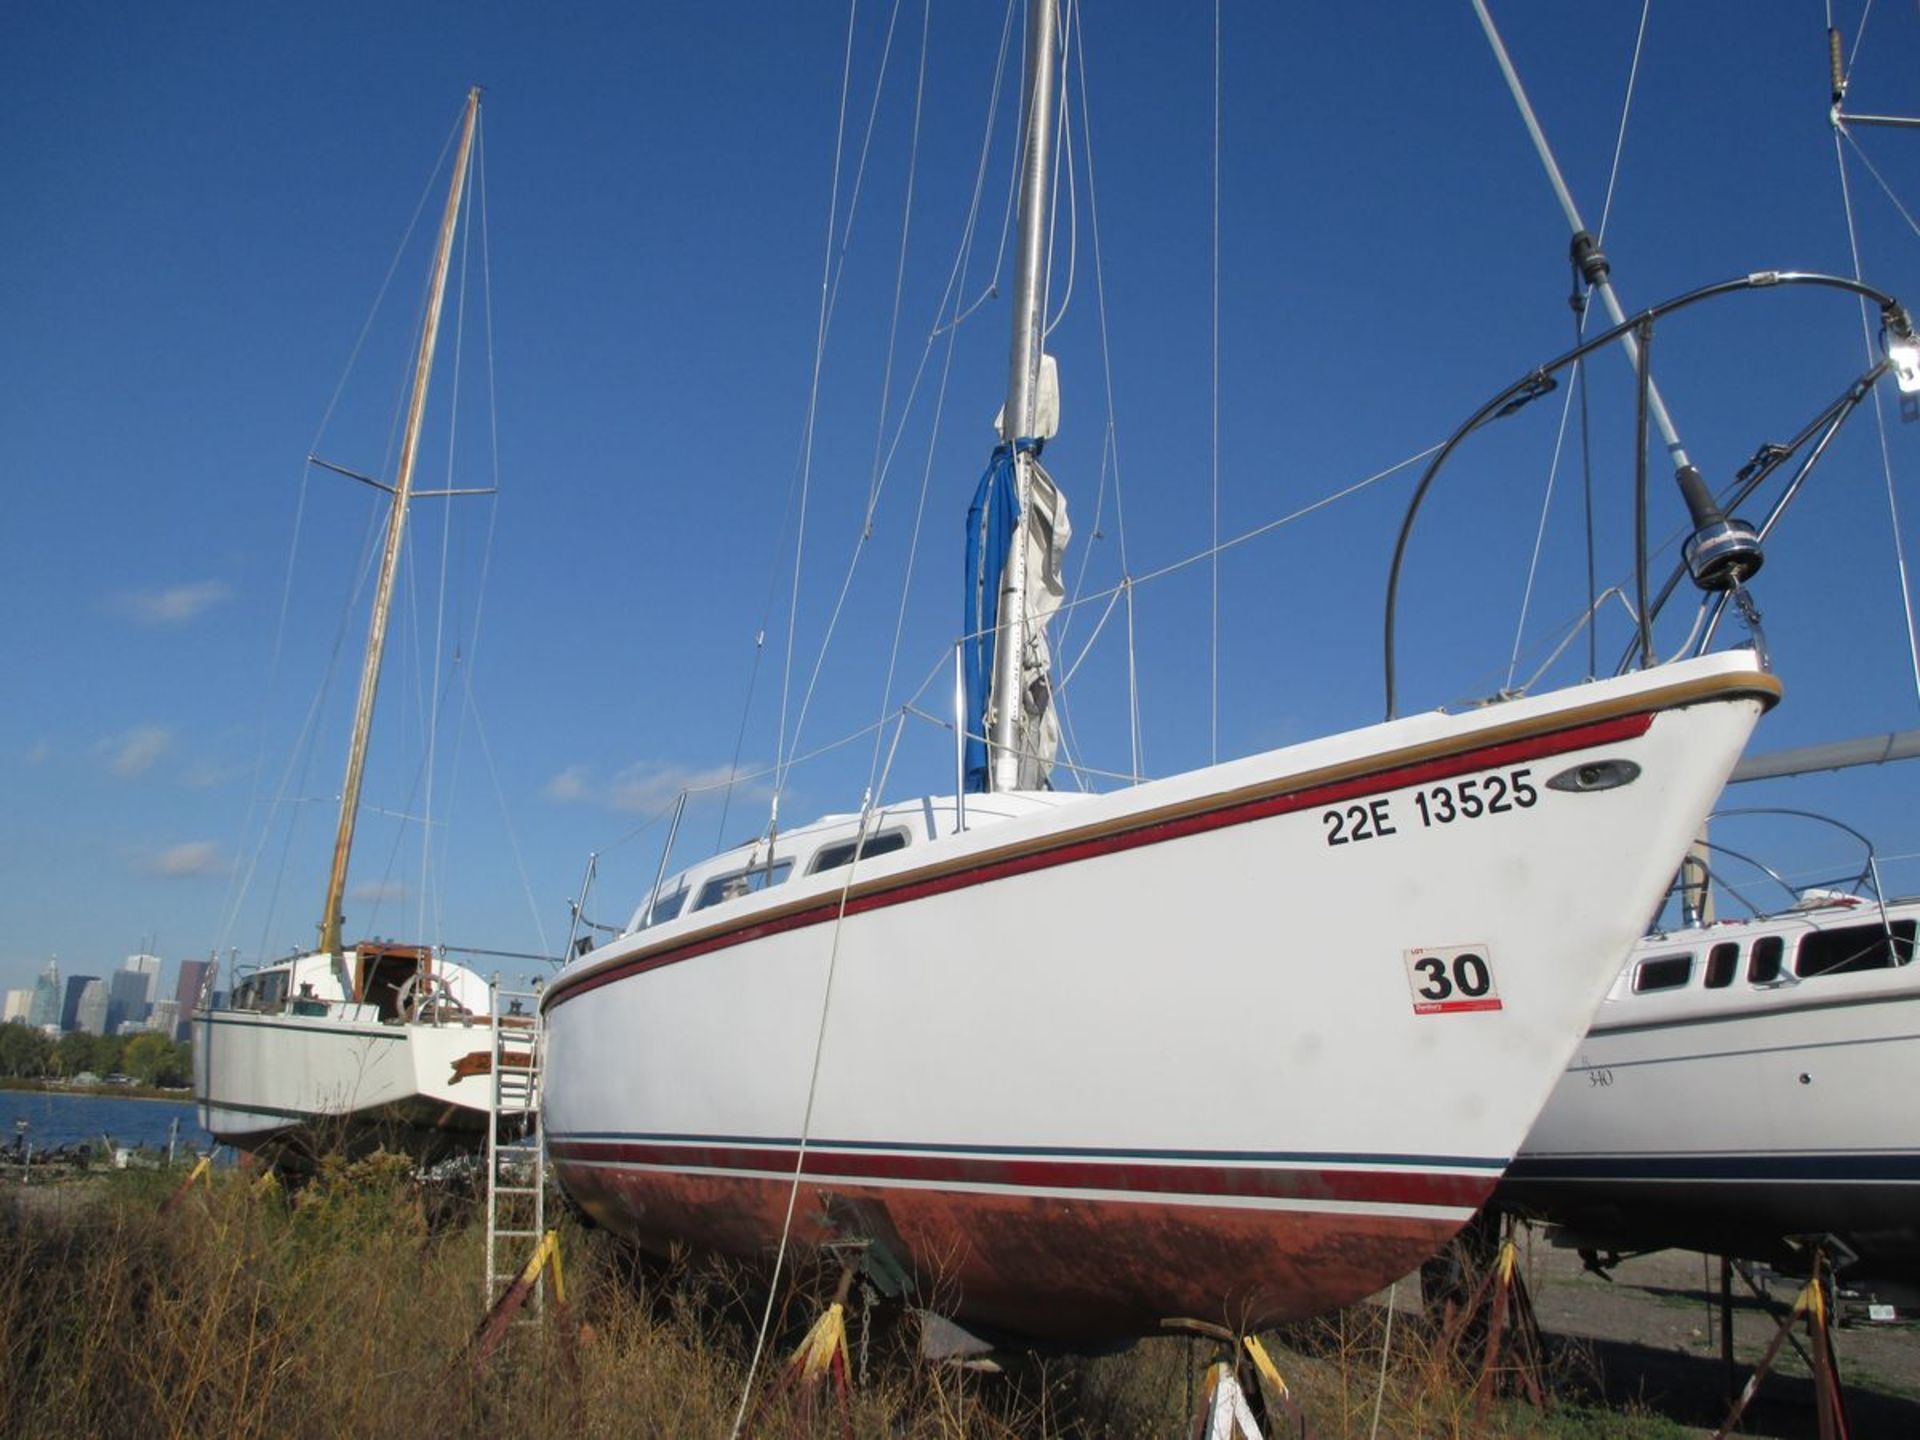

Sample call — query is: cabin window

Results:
[1748,935,1785,983]
[1633,954,1693,993]
[809,829,909,875]
[693,860,793,912]
[1704,942,1739,989]
[640,886,688,930]
[234,970,288,1014]
[1793,919,1917,979]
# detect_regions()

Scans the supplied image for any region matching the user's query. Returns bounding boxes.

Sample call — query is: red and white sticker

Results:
[1404,944,1503,1015]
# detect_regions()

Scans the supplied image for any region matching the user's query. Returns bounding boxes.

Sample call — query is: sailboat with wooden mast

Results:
[193,89,509,1163]
[529,2,1838,1343]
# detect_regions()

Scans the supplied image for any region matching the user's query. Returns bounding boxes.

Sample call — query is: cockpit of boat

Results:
[224,941,490,1024]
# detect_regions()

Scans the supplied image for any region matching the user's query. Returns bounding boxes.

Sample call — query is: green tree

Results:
[95,1033,127,1076]
[122,1033,189,1088]
[53,1030,98,1078]
[0,1024,52,1078]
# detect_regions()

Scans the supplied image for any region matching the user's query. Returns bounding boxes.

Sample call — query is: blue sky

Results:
[5,2,1920,997]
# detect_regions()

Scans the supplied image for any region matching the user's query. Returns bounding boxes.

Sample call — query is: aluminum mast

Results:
[986,0,1061,795]
[318,87,481,960]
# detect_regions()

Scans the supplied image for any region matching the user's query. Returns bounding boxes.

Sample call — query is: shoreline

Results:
[0,1079,193,1105]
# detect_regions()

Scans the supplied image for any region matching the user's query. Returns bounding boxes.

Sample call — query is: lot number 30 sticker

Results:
[1404,945,1503,1015]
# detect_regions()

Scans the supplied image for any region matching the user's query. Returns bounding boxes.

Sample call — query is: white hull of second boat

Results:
[195,1004,497,1158]
[543,653,1777,1339]
[1504,901,1920,1298]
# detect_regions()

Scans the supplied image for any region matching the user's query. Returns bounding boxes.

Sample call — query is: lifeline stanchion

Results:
[743,1263,857,1440]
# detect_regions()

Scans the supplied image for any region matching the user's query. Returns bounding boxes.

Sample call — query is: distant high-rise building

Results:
[60,974,99,1033]
[107,970,150,1035]
[123,953,162,1008]
[27,960,59,1031]
[147,1000,181,1039]
[172,958,213,1043]
[3,990,30,1023]
[74,979,109,1037]
[172,958,212,1015]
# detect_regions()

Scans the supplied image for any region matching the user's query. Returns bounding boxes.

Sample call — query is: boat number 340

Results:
[1322,768,1539,847]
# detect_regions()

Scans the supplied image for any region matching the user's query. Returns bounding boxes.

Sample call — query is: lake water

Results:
[0,1090,205,1154]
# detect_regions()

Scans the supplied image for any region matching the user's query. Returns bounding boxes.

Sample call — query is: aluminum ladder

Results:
[482,977,546,1318]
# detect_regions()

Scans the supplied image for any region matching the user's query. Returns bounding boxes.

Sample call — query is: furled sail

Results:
[963,440,1070,792]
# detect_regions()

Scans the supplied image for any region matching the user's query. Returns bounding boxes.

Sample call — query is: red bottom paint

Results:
[553,1161,1486,1341]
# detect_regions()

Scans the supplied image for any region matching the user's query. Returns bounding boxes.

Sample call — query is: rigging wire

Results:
[415,119,479,943]
[1829,20,1920,709]
[1040,0,1079,340]
[770,0,867,835]
[863,1,930,524]
[867,0,1019,789]
[727,707,914,1440]
[1054,5,1140,784]
[931,8,1028,340]
[1210,0,1221,766]
[1839,126,1920,239]
[1502,0,1651,689]
[783,0,927,782]
[216,102,466,962]
[462,116,546,957]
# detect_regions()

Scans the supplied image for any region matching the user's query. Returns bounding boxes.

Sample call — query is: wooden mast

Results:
[318,87,481,960]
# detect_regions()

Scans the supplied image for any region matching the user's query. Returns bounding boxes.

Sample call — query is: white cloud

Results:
[139,841,224,878]
[112,579,233,626]
[541,761,761,815]
[181,758,246,789]
[541,765,589,802]
[107,725,173,778]
[609,762,753,814]
[349,879,408,903]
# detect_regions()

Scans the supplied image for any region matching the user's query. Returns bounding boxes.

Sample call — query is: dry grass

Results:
[0,1166,1677,1438]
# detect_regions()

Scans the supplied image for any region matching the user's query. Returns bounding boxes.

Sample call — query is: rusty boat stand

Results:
[1714,1246,1853,1440]
[743,1262,859,1440]
[471,1227,578,1380]
[1435,1220,1550,1424]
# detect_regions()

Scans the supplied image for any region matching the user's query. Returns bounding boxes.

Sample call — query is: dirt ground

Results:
[1506,1236,1920,1437]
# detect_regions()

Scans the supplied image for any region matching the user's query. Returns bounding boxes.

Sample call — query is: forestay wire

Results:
[1501,0,1652,692]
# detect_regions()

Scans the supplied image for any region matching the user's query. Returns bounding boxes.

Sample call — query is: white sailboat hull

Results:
[194,1006,497,1159]
[543,654,1776,1338]
[1504,903,1920,1298]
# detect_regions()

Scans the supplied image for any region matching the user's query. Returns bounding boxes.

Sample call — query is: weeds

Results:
[0,1169,1687,1437]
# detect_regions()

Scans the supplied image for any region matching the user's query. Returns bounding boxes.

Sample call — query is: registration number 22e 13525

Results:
[1321,768,1539,847]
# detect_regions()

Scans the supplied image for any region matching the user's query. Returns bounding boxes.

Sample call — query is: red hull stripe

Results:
[547,1139,1496,1211]
[547,710,1654,1010]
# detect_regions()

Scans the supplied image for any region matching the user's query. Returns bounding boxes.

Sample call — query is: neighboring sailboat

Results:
[1503,796,1920,1305]
[193,89,509,1163]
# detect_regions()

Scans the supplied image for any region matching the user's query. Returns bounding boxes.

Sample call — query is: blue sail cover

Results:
[962,440,1028,793]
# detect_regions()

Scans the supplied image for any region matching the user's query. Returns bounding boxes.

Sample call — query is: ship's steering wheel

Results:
[395,970,458,1024]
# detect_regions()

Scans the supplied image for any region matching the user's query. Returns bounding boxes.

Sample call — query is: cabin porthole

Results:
[1546,758,1642,793]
